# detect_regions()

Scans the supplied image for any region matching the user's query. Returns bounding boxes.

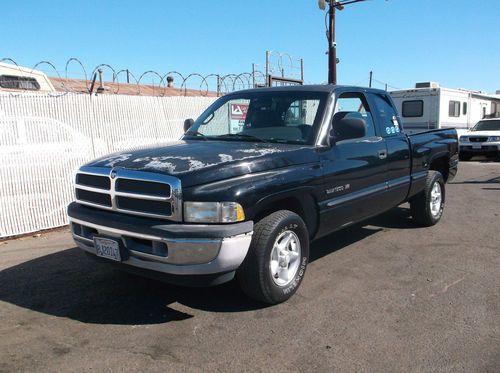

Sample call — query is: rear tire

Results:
[410,171,445,227]
[237,210,309,304]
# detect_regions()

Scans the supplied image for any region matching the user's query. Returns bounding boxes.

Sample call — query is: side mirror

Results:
[330,117,367,144]
[184,118,194,132]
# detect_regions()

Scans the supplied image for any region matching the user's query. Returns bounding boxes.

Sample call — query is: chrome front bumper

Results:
[69,217,253,276]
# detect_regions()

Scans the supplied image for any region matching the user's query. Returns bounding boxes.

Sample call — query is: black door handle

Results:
[378,150,387,159]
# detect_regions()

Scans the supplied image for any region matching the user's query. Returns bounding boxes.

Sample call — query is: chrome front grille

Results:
[74,166,182,221]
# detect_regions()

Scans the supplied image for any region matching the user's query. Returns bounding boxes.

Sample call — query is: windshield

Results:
[184,91,328,145]
[472,120,500,131]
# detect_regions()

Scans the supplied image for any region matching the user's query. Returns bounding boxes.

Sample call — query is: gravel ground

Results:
[0,161,499,372]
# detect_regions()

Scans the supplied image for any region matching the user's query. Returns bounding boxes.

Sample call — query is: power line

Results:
[372,78,401,90]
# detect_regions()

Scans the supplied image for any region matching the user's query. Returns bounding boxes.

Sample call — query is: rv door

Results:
[429,91,439,130]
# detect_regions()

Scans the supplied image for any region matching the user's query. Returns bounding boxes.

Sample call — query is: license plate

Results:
[472,144,482,149]
[94,237,122,262]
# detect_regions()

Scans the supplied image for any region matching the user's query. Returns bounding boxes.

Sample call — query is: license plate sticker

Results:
[94,237,122,262]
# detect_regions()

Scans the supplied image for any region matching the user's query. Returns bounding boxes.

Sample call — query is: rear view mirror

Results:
[184,118,194,132]
[330,117,367,144]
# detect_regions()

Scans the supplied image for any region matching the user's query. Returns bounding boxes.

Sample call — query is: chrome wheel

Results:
[269,230,301,286]
[430,182,442,217]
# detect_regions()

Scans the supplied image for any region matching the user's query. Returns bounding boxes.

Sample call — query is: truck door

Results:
[367,92,411,207]
[317,91,389,237]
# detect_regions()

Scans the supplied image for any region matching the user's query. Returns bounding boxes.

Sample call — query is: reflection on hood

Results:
[86,140,317,187]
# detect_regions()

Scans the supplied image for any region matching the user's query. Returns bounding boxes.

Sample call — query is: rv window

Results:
[463,102,467,115]
[449,101,460,117]
[0,75,41,91]
[402,100,423,117]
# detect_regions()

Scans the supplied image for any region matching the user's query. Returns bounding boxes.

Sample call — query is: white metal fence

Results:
[0,92,217,238]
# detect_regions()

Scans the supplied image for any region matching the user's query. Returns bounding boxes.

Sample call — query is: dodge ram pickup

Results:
[68,85,459,304]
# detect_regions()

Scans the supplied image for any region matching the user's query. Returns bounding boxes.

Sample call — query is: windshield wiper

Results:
[269,138,304,144]
[214,133,268,143]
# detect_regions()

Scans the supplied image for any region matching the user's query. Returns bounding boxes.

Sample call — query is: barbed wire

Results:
[265,51,303,80]
[0,57,269,97]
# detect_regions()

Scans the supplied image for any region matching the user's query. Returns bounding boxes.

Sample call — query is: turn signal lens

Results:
[221,202,245,223]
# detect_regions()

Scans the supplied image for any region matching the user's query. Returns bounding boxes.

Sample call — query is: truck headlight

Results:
[460,136,469,142]
[184,202,245,223]
[488,136,500,142]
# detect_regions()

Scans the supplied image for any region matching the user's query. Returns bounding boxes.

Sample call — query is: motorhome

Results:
[390,82,500,135]
[0,62,55,93]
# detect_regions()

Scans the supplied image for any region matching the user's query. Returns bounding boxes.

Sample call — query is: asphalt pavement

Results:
[0,161,498,372]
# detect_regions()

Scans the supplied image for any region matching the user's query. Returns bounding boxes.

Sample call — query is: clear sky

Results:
[2,0,499,93]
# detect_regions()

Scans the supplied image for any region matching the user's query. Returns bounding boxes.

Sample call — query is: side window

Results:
[284,99,320,127]
[334,92,376,138]
[463,102,468,115]
[370,94,402,137]
[402,100,423,117]
[449,101,460,117]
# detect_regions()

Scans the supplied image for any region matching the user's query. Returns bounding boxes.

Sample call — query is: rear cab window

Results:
[369,93,403,137]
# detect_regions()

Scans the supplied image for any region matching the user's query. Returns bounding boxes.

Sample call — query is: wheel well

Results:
[429,156,450,182]
[253,195,318,238]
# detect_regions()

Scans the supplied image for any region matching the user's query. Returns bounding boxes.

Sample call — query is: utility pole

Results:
[369,71,373,87]
[328,2,337,84]
[265,51,270,86]
[321,0,371,85]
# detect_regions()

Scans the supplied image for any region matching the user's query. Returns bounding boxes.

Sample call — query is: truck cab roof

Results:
[229,84,389,96]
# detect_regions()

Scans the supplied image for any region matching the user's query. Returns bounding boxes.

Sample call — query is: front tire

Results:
[410,171,445,227]
[237,210,309,304]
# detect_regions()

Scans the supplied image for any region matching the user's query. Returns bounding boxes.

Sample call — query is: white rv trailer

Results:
[390,82,500,135]
[0,62,55,93]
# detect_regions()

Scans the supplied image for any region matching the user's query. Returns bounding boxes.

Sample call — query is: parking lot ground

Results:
[0,161,499,373]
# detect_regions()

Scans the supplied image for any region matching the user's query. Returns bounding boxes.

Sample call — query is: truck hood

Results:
[85,140,317,187]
